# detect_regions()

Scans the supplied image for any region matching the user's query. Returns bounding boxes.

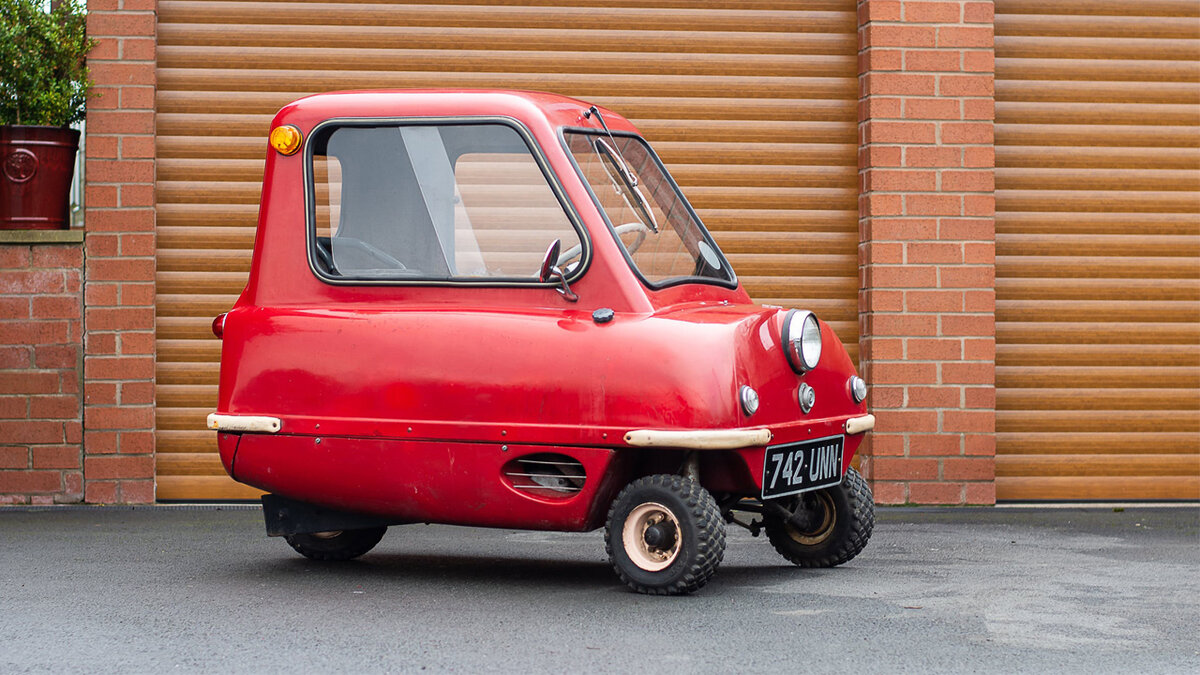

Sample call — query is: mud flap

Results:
[261,493,401,537]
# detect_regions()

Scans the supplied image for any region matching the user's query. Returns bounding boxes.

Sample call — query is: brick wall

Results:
[856,0,997,504]
[81,0,158,503]
[0,243,84,504]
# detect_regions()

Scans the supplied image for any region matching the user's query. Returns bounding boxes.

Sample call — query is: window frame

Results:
[304,116,592,287]
[558,126,738,292]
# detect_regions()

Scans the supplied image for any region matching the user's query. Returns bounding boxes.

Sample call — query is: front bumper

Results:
[624,414,874,451]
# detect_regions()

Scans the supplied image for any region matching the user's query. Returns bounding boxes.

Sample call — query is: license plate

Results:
[761,435,845,500]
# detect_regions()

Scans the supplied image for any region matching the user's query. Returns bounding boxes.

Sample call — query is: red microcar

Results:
[208,90,876,595]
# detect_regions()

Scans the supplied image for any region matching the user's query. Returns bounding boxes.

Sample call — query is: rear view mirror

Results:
[538,239,578,302]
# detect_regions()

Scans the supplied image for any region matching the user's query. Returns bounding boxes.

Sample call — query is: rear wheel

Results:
[284,526,387,561]
[605,474,725,595]
[764,467,874,567]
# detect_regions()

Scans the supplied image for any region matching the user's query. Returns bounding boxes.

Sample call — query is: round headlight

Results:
[782,309,822,373]
[850,376,867,404]
[739,385,759,416]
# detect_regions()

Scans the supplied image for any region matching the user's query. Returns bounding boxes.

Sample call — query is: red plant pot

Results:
[1,125,81,230]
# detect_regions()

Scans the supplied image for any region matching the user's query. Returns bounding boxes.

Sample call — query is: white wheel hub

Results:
[623,502,682,572]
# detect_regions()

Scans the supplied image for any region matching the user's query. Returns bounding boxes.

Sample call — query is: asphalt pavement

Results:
[1,505,1197,674]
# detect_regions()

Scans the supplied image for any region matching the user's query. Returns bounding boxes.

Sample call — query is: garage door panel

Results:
[155,0,859,500]
[995,1,1200,501]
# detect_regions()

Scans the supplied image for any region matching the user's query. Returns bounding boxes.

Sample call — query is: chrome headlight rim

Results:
[849,376,867,404]
[739,385,759,416]
[782,309,822,373]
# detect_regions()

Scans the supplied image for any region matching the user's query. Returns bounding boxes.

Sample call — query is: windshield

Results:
[564,131,735,288]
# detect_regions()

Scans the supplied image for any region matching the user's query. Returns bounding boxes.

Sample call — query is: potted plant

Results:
[1,0,93,230]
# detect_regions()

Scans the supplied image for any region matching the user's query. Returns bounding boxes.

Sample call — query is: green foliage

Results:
[0,0,95,127]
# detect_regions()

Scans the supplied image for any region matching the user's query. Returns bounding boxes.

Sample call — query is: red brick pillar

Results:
[0,240,84,504]
[82,0,157,503]
[856,0,996,505]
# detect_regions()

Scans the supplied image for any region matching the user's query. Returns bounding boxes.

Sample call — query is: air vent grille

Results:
[503,453,586,497]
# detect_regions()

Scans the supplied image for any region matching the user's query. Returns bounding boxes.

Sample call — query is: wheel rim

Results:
[784,491,836,545]
[311,531,343,540]
[622,502,682,572]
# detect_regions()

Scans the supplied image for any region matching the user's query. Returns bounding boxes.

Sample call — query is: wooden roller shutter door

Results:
[994,1,1200,500]
[154,1,860,500]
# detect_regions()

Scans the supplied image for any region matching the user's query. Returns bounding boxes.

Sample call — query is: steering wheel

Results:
[332,236,407,270]
[557,222,651,267]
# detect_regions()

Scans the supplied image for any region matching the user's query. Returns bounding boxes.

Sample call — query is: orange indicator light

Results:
[269,125,303,156]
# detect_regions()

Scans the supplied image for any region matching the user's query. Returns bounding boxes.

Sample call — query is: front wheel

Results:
[764,467,874,568]
[605,474,726,595]
[284,526,387,561]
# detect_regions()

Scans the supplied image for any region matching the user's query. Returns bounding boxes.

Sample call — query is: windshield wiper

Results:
[584,106,659,234]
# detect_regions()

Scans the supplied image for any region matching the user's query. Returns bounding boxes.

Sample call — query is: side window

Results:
[309,123,584,282]
[453,152,581,276]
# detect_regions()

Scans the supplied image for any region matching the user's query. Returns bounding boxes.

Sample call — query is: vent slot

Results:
[502,453,586,498]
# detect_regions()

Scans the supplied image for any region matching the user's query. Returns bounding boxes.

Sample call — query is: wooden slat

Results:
[997,344,1200,368]
[995,323,1199,345]
[995,476,1199,501]
[999,432,1200,455]
[157,2,855,33]
[156,475,264,501]
[156,451,225,474]
[157,363,220,385]
[996,410,1200,434]
[997,389,1200,411]
[994,1,1200,501]
[992,80,1199,105]
[996,366,1200,389]
[159,24,854,55]
[156,430,217,453]
[158,46,855,78]
[997,454,1200,477]
[995,211,1200,236]
[155,1,860,499]
[996,278,1200,302]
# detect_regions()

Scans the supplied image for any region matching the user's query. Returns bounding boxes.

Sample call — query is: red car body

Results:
[211,90,872,534]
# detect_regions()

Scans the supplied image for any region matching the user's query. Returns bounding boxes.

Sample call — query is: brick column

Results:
[0,240,84,504]
[856,0,996,505]
[82,0,157,503]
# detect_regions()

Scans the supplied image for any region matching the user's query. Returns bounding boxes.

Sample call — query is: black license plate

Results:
[762,435,845,500]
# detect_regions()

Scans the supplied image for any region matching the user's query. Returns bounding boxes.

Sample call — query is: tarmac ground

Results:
[0,505,1197,673]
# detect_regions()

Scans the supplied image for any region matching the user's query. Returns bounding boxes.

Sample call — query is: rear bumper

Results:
[207,413,281,433]
[624,412,873,451]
